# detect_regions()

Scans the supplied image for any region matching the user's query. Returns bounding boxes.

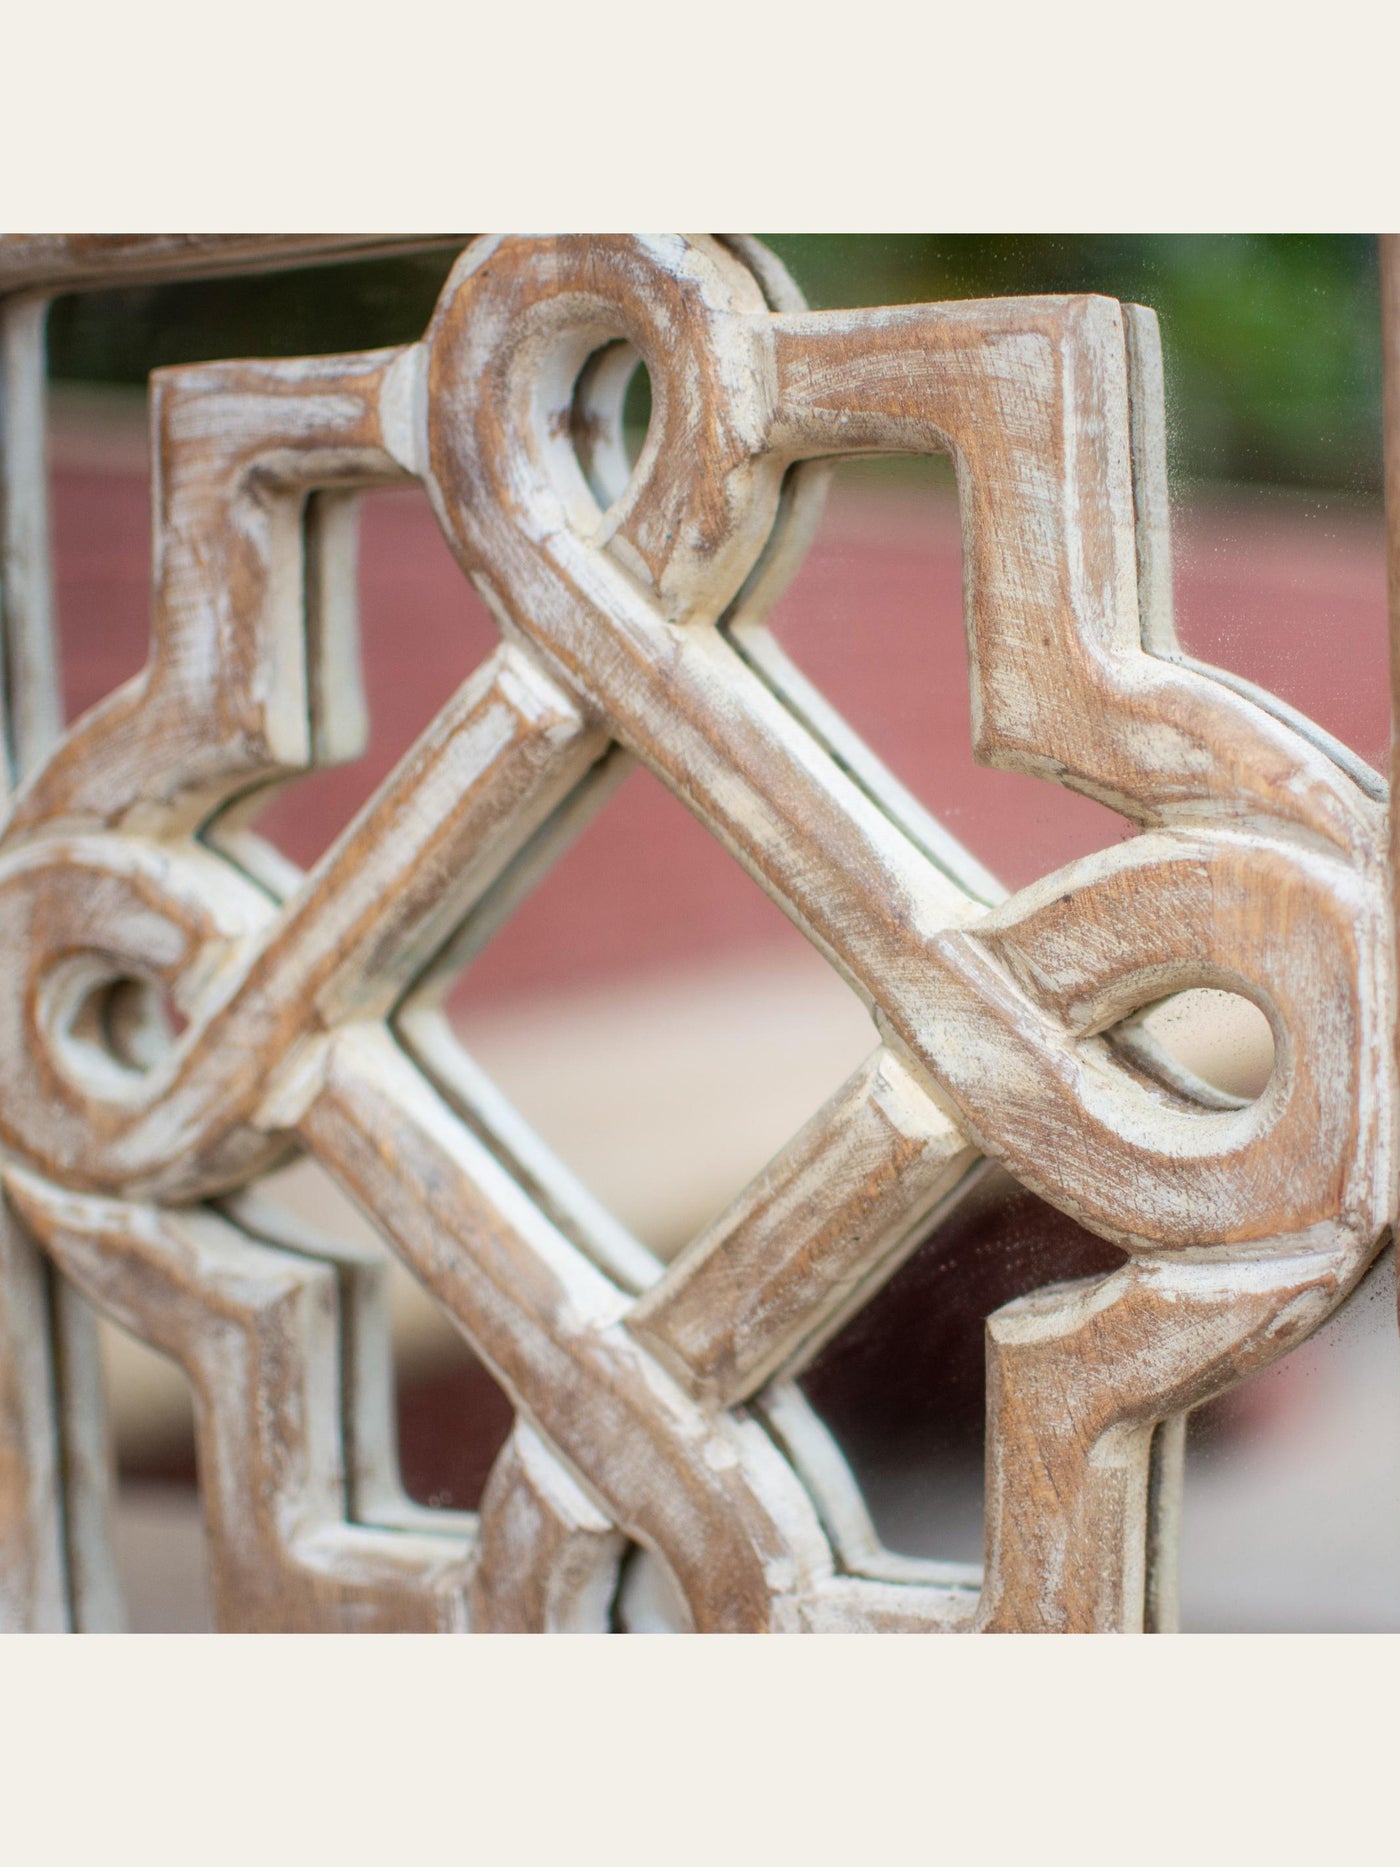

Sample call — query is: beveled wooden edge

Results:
[4,1166,474,1631]
[629,1048,977,1408]
[0,234,468,298]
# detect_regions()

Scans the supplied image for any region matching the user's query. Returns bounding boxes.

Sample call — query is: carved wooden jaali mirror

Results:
[1,232,1396,1633]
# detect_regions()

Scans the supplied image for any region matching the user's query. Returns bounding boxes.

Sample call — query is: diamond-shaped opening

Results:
[796,1164,1126,1570]
[410,761,875,1262]
[1180,1244,1400,1631]
[249,1153,515,1517]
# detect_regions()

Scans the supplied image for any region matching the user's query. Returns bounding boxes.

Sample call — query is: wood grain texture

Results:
[629,1048,978,1407]
[0,232,1390,1632]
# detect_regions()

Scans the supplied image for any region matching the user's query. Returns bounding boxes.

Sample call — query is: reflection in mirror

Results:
[99,1316,210,1632]
[436,764,873,1260]
[798,1166,1124,1568]
[33,238,1393,1634]
[1180,1246,1400,1632]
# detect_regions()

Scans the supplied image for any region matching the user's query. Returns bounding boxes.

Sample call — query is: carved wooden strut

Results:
[0,233,1392,1632]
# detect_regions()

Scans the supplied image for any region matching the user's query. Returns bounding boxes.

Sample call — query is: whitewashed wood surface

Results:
[0,233,1391,1633]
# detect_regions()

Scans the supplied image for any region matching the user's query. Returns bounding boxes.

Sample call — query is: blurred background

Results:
[43,234,1398,1630]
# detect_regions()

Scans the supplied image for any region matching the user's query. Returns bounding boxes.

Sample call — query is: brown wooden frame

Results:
[0,233,1391,1632]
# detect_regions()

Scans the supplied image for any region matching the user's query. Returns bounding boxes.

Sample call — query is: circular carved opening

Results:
[1115,986,1277,1105]
[55,969,187,1087]
[570,339,654,513]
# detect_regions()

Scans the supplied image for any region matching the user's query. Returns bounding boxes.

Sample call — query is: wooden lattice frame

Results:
[0,232,1391,1632]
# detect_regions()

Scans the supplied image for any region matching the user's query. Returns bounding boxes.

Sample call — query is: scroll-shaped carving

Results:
[0,233,1389,1632]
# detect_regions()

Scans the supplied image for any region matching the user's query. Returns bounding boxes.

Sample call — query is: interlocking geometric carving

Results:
[0,233,1390,1631]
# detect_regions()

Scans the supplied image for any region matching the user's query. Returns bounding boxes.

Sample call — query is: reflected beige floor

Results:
[109,1250,1400,1634]
[102,955,1395,1634]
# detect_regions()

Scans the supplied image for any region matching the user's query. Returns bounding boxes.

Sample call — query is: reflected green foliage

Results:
[46,250,461,384]
[46,235,1383,496]
[762,236,1383,496]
